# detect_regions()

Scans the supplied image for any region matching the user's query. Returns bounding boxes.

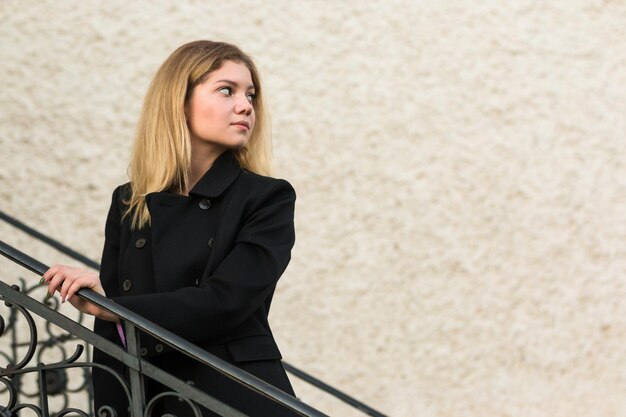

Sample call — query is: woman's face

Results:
[185,60,256,155]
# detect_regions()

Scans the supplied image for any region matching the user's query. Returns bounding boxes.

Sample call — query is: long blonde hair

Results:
[125,40,272,230]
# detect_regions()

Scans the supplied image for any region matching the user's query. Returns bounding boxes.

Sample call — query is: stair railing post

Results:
[125,322,147,417]
[37,362,50,417]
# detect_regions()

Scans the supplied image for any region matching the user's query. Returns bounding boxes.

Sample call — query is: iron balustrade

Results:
[0,239,329,417]
[0,209,389,417]
[0,275,95,414]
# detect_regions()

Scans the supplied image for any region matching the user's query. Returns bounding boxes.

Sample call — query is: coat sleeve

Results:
[112,179,296,343]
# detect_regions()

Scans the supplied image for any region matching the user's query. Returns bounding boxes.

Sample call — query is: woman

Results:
[42,40,298,416]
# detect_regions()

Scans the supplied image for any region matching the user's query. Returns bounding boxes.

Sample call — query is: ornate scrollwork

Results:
[11,403,44,416]
[0,274,234,417]
[0,289,38,373]
[0,279,133,416]
[0,376,18,409]
[97,405,118,417]
[144,391,204,417]
[54,407,90,417]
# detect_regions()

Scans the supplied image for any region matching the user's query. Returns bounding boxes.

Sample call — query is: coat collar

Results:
[188,150,242,198]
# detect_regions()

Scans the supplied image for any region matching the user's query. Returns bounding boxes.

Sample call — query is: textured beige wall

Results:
[1,1,625,416]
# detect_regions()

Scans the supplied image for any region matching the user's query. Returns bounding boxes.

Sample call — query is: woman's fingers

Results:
[60,275,82,302]
[66,277,93,302]
[65,279,81,302]
[42,264,60,285]
[41,265,106,314]
[45,265,84,300]
[47,268,70,297]
[39,264,112,321]
[42,264,58,281]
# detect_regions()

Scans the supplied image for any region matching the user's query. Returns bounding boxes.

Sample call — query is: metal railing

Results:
[0,210,389,417]
[0,239,330,416]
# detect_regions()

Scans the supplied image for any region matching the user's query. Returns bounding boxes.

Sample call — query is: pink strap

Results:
[116,322,127,348]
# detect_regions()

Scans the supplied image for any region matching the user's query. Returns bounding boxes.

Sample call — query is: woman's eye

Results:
[218,87,232,96]
[246,93,256,103]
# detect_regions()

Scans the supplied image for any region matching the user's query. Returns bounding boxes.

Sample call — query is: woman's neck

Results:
[185,141,227,195]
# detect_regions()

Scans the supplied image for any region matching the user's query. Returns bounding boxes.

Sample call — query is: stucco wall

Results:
[1,1,625,416]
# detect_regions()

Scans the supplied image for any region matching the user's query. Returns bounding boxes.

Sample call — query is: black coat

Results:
[92,150,298,416]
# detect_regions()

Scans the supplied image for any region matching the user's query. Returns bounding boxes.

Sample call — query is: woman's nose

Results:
[235,95,253,115]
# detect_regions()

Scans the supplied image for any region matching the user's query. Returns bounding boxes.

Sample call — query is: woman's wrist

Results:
[88,304,118,322]
[97,309,119,322]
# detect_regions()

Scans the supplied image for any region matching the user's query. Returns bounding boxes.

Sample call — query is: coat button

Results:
[135,238,146,248]
[155,343,164,353]
[123,280,132,291]
[199,199,212,210]
[140,347,148,357]
[208,237,215,248]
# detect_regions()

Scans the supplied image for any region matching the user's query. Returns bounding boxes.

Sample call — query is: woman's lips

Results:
[231,121,250,130]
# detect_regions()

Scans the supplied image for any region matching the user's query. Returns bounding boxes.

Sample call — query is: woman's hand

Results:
[42,264,118,322]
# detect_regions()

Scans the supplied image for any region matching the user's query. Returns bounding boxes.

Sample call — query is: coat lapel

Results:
[144,150,242,289]
[189,150,242,198]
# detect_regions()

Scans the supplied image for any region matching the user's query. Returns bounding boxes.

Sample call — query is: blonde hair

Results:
[125,40,272,230]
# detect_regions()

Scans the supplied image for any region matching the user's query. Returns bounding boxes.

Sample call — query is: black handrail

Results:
[0,239,328,417]
[0,209,389,417]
